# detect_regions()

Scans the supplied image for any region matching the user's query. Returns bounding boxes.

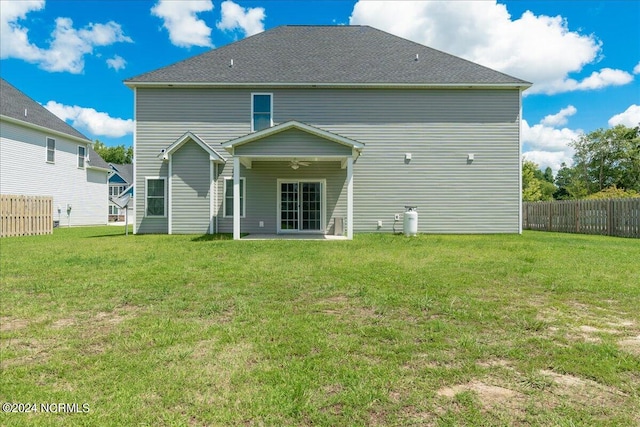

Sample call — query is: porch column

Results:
[347,157,353,240]
[233,156,240,240]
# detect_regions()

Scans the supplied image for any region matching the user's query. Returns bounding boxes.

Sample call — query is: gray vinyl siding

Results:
[134,87,520,234]
[170,140,211,234]
[235,128,352,157]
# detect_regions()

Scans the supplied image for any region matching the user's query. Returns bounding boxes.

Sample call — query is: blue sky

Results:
[1,0,638,173]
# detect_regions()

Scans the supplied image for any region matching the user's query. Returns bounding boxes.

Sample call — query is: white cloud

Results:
[1,2,131,73]
[539,68,634,94]
[521,106,582,173]
[523,150,573,173]
[541,105,576,127]
[608,105,640,127]
[216,0,265,37]
[0,0,46,62]
[633,61,640,75]
[349,1,633,95]
[151,0,214,48]
[106,55,127,71]
[44,101,133,138]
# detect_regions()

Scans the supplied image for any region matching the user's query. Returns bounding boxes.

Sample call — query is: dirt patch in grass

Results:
[0,337,56,368]
[540,369,628,406]
[618,335,640,356]
[476,359,514,369]
[434,364,633,423]
[437,381,520,408]
[51,317,76,329]
[538,302,639,350]
[0,317,30,332]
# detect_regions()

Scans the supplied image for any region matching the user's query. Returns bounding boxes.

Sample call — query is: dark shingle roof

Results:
[1,78,90,141]
[126,26,529,86]
[110,163,133,184]
[87,146,110,170]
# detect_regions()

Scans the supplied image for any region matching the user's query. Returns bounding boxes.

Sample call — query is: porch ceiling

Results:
[237,155,351,169]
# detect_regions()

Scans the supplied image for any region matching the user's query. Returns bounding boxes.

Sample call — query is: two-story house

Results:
[125,25,530,239]
[1,78,109,227]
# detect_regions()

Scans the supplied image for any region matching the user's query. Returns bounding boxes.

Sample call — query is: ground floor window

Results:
[145,177,166,217]
[224,178,245,217]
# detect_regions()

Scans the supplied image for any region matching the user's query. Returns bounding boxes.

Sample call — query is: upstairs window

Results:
[110,185,126,196]
[77,146,86,168]
[46,138,55,163]
[252,93,272,132]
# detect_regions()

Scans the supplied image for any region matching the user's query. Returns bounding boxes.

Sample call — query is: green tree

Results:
[585,185,639,199]
[554,162,588,200]
[93,140,133,164]
[569,124,640,195]
[522,160,555,201]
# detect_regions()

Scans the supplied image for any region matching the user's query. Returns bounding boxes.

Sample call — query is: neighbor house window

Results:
[224,178,245,217]
[46,138,55,163]
[251,93,272,132]
[145,177,166,217]
[77,146,86,168]
[110,185,126,197]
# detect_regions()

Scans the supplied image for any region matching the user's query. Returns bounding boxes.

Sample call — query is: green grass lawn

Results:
[1,227,639,426]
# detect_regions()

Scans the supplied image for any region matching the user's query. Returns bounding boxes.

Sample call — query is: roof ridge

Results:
[124,25,530,87]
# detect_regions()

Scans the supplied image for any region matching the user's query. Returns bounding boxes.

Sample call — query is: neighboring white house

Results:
[125,26,531,239]
[0,78,110,227]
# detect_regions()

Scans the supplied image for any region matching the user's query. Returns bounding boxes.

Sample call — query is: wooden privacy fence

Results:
[1,195,53,237]
[523,198,640,238]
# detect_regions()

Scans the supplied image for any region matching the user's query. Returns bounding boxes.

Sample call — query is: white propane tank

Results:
[403,206,418,236]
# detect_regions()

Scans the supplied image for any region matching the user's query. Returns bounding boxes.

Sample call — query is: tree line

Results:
[92,140,133,164]
[523,124,640,201]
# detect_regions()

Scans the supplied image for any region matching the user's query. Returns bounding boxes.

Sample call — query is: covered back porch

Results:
[221,121,363,240]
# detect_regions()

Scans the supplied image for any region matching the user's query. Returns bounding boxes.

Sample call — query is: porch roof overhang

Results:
[160,131,226,163]
[221,120,364,169]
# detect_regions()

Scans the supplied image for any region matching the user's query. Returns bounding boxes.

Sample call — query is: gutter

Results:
[124,81,533,90]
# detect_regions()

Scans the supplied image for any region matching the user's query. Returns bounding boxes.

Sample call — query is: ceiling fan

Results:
[289,159,311,170]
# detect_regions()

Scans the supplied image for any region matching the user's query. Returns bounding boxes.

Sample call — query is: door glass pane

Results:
[280,182,298,230]
[301,182,321,230]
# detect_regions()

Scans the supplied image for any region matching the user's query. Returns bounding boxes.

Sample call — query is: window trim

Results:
[223,177,246,218]
[77,145,86,169]
[46,137,55,163]
[110,185,126,197]
[251,92,273,132]
[145,177,167,218]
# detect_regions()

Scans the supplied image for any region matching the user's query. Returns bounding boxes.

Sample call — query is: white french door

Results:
[277,179,325,233]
